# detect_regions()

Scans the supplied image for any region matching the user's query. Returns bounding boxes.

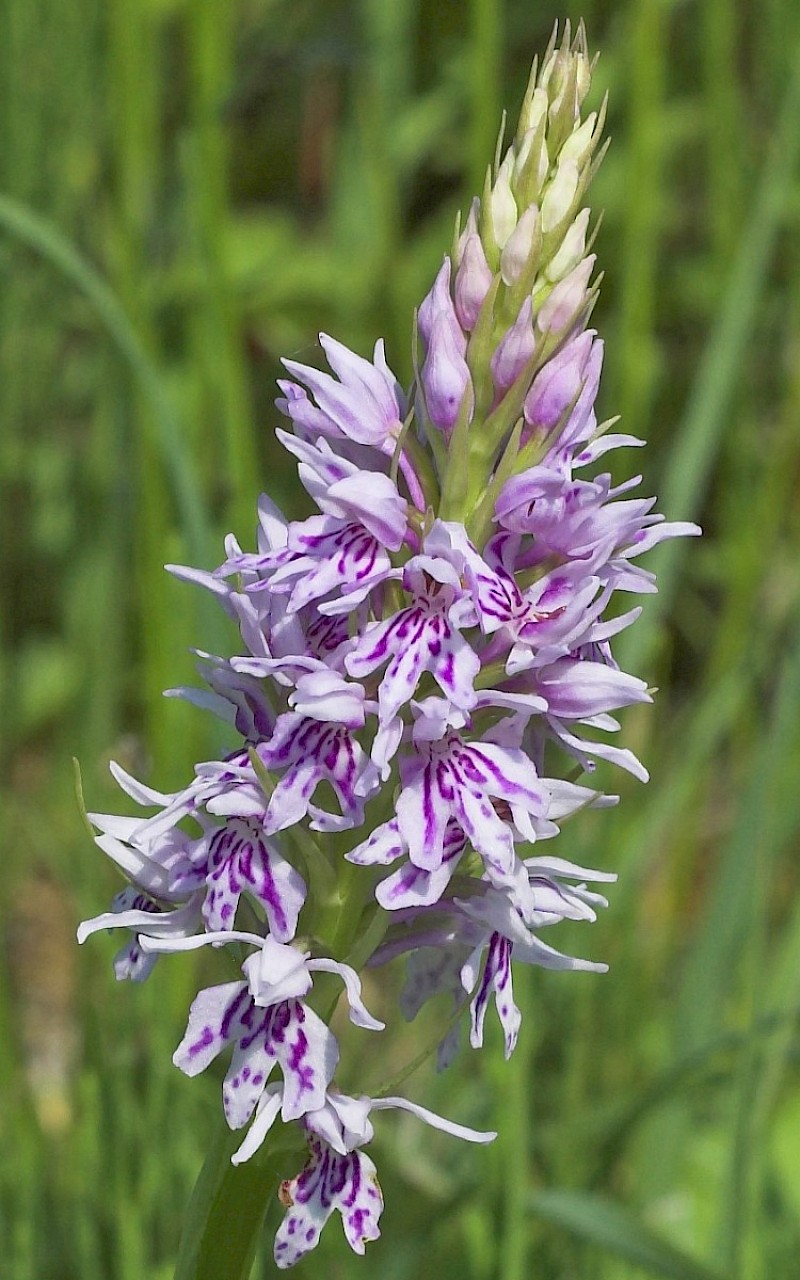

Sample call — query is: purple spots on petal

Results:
[189,1026,216,1057]
[221,987,252,1040]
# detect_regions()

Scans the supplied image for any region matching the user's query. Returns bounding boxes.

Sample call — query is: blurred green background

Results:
[3,0,800,1277]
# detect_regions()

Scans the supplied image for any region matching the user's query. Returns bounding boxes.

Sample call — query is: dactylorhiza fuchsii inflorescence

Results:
[79,23,699,1270]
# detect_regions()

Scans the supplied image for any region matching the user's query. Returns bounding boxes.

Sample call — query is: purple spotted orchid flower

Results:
[139,931,383,1129]
[241,1086,494,1268]
[80,23,700,1271]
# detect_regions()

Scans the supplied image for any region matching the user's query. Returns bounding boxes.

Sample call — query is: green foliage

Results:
[3,1,800,1277]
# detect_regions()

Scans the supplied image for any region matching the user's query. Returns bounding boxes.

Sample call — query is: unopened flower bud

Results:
[418,259,465,354]
[574,51,592,105]
[516,85,548,140]
[490,153,518,251]
[513,125,549,203]
[536,255,595,337]
[546,208,590,283]
[523,329,601,434]
[455,209,493,330]
[500,206,541,286]
[560,112,598,169]
[490,296,536,395]
[421,310,473,435]
[541,158,580,233]
[541,43,591,121]
[455,200,480,265]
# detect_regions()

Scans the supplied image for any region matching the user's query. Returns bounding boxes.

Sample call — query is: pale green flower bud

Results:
[516,85,549,142]
[542,27,593,158]
[489,153,518,251]
[541,158,580,233]
[513,125,549,204]
[560,112,598,169]
[540,26,592,121]
[545,208,590,283]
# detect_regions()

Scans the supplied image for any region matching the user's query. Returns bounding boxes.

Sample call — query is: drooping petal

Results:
[467,933,521,1058]
[173,981,250,1077]
[371,1096,496,1143]
[308,958,385,1031]
[274,1138,384,1269]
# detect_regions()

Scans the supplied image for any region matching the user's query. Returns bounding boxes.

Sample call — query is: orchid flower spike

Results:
[79,20,699,1269]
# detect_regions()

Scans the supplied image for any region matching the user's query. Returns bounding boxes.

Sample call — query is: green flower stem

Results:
[498,968,534,1280]
[173,1116,303,1280]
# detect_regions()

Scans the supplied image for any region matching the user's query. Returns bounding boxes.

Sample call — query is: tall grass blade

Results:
[0,194,211,564]
[619,36,800,675]
[530,1190,726,1280]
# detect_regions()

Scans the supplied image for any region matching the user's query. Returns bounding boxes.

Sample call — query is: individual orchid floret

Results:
[235,1086,495,1266]
[139,931,384,1131]
[460,871,610,1058]
[88,764,307,941]
[227,1085,494,1264]
[380,855,616,1064]
[174,817,307,937]
[356,726,551,911]
[345,553,480,724]
[256,709,379,835]
[217,484,408,617]
[278,334,404,452]
[77,887,204,982]
[277,339,434,512]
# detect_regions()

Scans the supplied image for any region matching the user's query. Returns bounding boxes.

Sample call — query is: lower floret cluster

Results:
[79,321,693,1261]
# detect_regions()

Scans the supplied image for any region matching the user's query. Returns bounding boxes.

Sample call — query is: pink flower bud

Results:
[523,330,603,447]
[455,212,493,331]
[421,310,473,436]
[490,297,536,395]
[418,258,466,355]
[536,255,595,336]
